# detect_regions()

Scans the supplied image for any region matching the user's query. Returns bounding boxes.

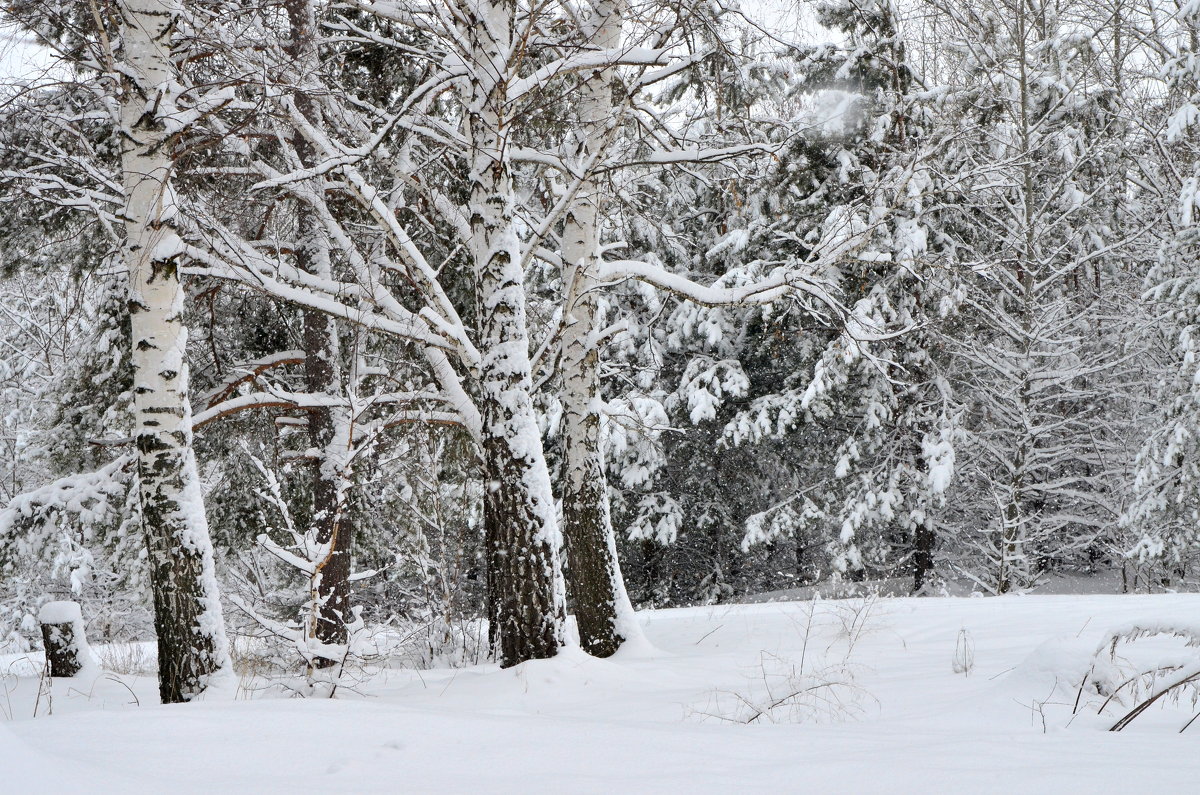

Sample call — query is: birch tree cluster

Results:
[0,0,1198,698]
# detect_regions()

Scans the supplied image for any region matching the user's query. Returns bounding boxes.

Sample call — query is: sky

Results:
[0,25,54,85]
[1,2,828,85]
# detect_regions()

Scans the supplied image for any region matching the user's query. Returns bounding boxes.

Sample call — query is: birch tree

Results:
[556,0,642,657]
[118,0,231,700]
[0,0,233,699]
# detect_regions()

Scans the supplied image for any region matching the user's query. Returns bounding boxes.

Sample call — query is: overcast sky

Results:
[0,1,827,89]
[0,25,53,85]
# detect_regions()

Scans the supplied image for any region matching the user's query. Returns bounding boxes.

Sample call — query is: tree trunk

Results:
[558,0,640,657]
[285,0,356,671]
[39,601,90,678]
[302,299,356,667]
[911,522,935,593]
[998,496,1024,594]
[119,0,230,703]
[465,0,565,667]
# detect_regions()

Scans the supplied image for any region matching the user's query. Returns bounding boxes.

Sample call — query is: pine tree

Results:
[931,0,1145,592]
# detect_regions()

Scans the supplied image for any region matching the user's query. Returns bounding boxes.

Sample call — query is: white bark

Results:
[464,0,565,666]
[119,0,231,703]
[559,0,643,656]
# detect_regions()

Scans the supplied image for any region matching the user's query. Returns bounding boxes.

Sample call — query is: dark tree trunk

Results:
[911,522,936,592]
[285,0,356,669]
[140,474,227,702]
[303,305,355,668]
[481,423,563,667]
[40,602,87,678]
[561,456,624,657]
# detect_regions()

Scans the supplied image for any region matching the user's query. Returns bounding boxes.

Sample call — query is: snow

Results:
[32,599,99,679]
[37,601,82,625]
[3,594,1200,791]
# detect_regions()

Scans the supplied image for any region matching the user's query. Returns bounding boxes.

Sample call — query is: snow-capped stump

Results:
[39,600,91,678]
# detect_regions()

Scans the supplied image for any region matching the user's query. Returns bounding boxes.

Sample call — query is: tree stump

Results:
[39,601,89,678]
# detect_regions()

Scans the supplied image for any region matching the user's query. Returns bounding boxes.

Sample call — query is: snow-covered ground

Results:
[4,594,1200,792]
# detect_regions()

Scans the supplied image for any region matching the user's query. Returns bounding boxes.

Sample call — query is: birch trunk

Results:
[465,0,565,667]
[119,0,230,703]
[559,0,641,657]
[285,0,357,670]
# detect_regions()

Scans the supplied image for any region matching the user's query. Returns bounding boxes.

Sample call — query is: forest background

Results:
[1,0,1199,697]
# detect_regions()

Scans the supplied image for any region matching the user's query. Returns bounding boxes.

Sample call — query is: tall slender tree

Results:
[119,0,230,701]
[557,0,643,657]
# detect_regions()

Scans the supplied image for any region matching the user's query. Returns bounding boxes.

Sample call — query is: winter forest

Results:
[2,0,1200,789]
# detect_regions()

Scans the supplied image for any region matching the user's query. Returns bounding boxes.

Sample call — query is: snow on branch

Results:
[200,350,306,410]
[0,455,135,536]
[192,388,453,431]
[507,47,671,102]
[597,143,775,171]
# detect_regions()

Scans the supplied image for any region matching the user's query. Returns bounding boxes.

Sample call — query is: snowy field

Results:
[4,594,1200,793]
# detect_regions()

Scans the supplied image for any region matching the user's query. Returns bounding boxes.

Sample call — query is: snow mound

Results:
[38,600,83,624]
